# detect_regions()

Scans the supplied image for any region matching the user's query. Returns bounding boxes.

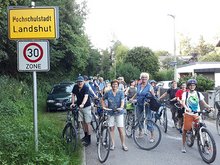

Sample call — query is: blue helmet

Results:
[187,79,197,86]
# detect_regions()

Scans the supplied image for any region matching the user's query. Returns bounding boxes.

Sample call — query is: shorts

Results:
[108,114,124,127]
[78,106,92,123]
[183,113,199,131]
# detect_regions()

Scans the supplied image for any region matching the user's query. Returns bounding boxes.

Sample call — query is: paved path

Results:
[83,112,220,165]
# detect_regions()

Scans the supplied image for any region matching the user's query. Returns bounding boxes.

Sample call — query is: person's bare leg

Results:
[110,126,115,147]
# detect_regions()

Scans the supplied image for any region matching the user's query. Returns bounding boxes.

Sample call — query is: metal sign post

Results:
[31,1,38,153]
[33,70,38,152]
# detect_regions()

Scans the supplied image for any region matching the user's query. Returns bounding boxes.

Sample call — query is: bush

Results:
[178,74,214,91]
[154,69,174,81]
[0,75,82,164]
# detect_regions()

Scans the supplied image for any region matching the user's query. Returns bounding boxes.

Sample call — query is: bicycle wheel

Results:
[97,125,111,163]
[162,108,168,133]
[186,130,194,147]
[91,111,98,132]
[216,114,220,135]
[62,124,77,153]
[125,112,134,138]
[197,128,216,164]
[133,119,161,150]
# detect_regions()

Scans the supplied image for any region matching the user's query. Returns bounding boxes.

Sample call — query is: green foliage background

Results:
[178,74,214,91]
[0,76,82,164]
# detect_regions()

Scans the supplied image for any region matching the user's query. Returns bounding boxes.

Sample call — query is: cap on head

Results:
[150,80,156,84]
[77,76,84,82]
[83,75,88,81]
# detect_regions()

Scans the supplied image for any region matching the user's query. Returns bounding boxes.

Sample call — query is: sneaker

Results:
[149,138,155,143]
[122,145,128,151]
[81,136,87,142]
[181,146,186,153]
[110,145,115,150]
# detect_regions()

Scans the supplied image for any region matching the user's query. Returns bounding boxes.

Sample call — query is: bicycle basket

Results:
[126,102,134,111]
[146,96,161,112]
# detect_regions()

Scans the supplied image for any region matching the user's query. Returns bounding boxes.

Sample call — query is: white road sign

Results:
[17,41,50,72]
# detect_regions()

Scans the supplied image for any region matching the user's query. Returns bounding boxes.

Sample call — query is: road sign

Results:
[8,7,59,40]
[17,41,50,72]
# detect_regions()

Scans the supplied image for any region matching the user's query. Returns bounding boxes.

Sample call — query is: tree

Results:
[114,44,129,63]
[199,51,220,62]
[194,36,215,56]
[98,49,112,80]
[125,46,159,76]
[154,69,174,81]
[115,62,141,83]
[179,34,192,56]
[154,50,170,57]
[0,0,90,80]
[84,47,102,76]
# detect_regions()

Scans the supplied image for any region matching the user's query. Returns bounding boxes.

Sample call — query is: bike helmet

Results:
[150,80,156,84]
[187,79,197,86]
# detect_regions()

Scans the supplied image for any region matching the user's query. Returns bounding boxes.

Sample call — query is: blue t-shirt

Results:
[72,84,91,107]
[103,90,125,116]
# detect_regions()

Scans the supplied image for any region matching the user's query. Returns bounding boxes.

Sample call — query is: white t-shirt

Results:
[182,91,204,113]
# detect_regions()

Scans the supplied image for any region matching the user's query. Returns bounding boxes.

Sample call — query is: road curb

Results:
[82,146,86,165]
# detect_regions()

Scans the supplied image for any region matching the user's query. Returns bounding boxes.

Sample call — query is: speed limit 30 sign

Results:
[17,41,50,72]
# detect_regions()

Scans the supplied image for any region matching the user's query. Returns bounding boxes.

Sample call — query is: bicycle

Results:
[96,106,113,163]
[132,98,162,150]
[62,103,79,153]
[125,100,136,138]
[174,102,184,133]
[215,101,220,135]
[154,99,168,133]
[186,109,217,164]
[214,87,220,135]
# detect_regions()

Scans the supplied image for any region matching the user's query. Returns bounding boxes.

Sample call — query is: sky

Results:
[79,0,220,54]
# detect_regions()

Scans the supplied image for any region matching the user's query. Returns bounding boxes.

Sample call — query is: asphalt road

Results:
[83,111,220,165]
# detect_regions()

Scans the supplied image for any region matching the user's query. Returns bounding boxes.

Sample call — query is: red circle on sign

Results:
[23,43,43,63]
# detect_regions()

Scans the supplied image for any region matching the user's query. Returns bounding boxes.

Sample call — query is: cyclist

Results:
[125,80,137,101]
[98,77,105,95]
[101,79,128,151]
[103,80,112,94]
[83,75,98,99]
[174,82,189,134]
[159,80,179,128]
[131,72,155,141]
[181,79,212,153]
[150,80,159,98]
[71,76,92,147]
[117,77,125,92]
